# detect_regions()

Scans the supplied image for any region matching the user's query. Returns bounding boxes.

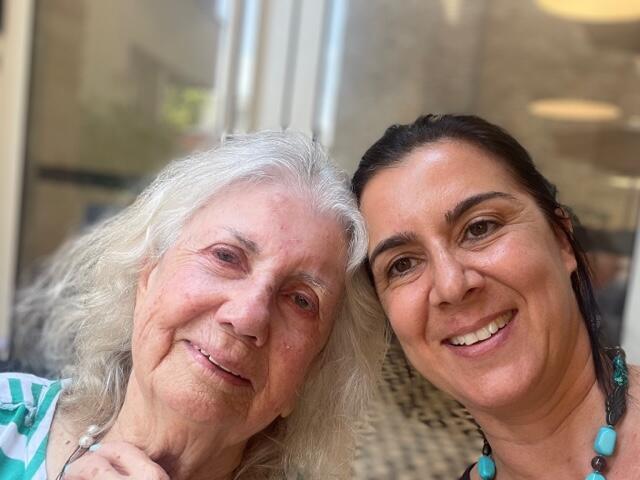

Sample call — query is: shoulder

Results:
[0,372,66,418]
[0,372,66,479]
[0,371,64,399]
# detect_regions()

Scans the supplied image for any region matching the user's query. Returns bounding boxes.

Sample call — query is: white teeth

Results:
[449,311,514,346]
[463,332,478,345]
[207,354,241,377]
[476,327,491,341]
[193,343,243,378]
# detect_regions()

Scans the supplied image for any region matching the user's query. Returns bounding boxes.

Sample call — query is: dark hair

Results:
[352,113,610,394]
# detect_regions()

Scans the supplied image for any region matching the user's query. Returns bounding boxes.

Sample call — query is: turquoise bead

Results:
[585,472,605,480]
[477,455,496,480]
[613,355,628,386]
[594,425,616,456]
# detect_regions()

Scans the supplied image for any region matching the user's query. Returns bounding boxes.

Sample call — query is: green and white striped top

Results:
[0,373,65,480]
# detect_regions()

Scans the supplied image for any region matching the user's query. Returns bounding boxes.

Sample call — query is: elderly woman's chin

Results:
[133,347,293,433]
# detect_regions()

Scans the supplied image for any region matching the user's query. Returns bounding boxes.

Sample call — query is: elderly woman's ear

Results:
[136,258,160,298]
[281,398,296,418]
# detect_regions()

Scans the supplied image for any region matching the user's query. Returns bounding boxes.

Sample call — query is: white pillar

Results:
[0,0,35,359]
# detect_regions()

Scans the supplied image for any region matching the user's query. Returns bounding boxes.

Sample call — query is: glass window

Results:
[330,0,640,346]
[18,0,221,274]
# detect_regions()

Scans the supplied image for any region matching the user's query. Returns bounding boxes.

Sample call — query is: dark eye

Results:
[388,257,418,278]
[291,293,317,313]
[464,219,500,240]
[213,247,240,265]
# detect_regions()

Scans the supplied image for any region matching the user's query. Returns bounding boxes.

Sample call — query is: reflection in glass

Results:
[19,0,220,275]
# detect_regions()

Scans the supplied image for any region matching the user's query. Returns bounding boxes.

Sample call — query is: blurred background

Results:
[1,1,640,477]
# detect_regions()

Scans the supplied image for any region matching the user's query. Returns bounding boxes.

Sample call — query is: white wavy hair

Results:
[14,131,386,479]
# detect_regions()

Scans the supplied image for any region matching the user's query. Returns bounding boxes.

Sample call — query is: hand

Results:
[63,441,169,480]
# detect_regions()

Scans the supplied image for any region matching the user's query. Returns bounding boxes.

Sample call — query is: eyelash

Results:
[382,219,502,280]
[386,257,420,279]
[212,246,243,267]
[290,292,317,314]
[210,247,320,315]
[462,218,502,242]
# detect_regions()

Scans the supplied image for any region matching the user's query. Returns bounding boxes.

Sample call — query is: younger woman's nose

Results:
[428,251,484,307]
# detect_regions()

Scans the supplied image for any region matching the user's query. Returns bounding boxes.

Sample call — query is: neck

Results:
[103,378,246,480]
[470,343,603,478]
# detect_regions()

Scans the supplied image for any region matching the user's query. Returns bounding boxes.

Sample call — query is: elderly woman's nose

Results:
[215,285,272,347]
[428,251,484,307]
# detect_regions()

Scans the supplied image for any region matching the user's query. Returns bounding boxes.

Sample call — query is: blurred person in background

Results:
[352,114,639,480]
[582,231,630,346]
[5,131,384,480]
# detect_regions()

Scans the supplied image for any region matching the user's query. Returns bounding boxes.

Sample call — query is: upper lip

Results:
[442,309,515,342]
[187,340,256,388]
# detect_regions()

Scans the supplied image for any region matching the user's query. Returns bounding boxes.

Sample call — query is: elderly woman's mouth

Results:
[186,340,253,387]
[447,310,516,347]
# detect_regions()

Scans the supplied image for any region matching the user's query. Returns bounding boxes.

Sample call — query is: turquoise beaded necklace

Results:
[475,348,629,480]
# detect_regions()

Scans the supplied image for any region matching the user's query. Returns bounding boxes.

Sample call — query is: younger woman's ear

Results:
[553,207,577,274]
[554,207,573,233]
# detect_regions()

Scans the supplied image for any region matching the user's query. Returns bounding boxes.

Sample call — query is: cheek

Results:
[383,287,428,342]
[478,234,557,287]
[132,284,212,371]
[272,327,328,386]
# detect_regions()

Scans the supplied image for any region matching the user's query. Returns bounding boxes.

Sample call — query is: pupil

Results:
[397,259,411,271]
[472,222,487,235]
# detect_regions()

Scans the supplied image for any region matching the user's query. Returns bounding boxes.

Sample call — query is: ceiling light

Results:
[536,0,640,23]
[528,98,621,122]
[608,174,640,189]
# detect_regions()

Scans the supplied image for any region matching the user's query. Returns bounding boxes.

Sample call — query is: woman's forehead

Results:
[363,141,522,208]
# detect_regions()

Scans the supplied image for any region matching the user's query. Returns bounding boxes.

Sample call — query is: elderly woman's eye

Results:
[465,219,500,240]
[213,247,240,265]
[292,293,316,312]
[388,257,417,278]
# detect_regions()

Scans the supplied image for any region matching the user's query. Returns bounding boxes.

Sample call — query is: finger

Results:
[90,442,170,479]
[63,453,123,480]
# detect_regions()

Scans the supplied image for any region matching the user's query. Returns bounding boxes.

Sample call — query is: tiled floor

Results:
[353,340,482,479]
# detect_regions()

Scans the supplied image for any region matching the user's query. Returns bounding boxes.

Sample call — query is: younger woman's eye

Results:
[464,219,500,240]
[387,257,418,278]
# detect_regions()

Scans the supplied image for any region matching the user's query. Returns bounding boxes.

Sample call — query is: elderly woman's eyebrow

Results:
[224,227,260,254]
[444,191,517,225]
[369,232,418,269]
[296,272,331,295]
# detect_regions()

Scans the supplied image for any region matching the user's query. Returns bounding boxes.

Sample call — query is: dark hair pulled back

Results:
[352,113,610,394]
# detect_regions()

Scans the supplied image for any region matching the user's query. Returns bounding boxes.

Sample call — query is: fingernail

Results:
[89,443,101,452]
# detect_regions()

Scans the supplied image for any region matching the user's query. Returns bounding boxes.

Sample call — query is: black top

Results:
[459,463,474,480]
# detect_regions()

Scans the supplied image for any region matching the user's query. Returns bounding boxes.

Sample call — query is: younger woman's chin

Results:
[451,372,537,413]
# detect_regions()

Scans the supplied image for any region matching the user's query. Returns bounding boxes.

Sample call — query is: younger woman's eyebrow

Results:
[445,191,517,225]
[369,232,417,270]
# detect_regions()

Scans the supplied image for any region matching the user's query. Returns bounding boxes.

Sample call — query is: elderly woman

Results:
[352,114,640,480]
[6,131,384,479]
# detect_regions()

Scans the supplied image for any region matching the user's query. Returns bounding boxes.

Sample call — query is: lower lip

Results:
[445,311,517,358]
[185,341,253,388]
